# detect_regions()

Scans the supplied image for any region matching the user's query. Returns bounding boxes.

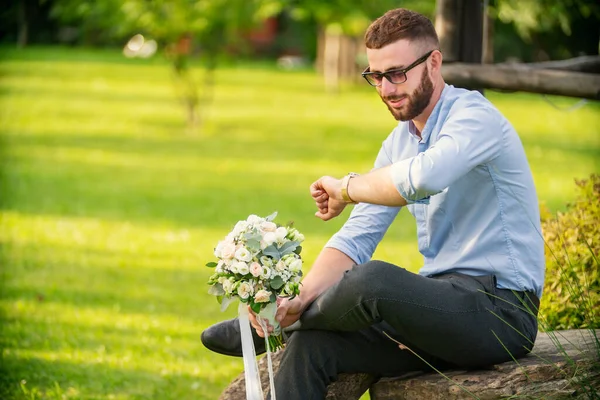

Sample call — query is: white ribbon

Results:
[238,303,264,400]
[238,302,278,400]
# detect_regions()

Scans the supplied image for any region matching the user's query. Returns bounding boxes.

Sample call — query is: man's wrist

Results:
[340,173,359,203]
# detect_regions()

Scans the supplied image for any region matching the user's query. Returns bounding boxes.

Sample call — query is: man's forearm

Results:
[347,166,407,207]
[298,247,355,308]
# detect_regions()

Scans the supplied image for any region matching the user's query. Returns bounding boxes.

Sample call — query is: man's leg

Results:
[298,260,538,368]
[271,321,453,400]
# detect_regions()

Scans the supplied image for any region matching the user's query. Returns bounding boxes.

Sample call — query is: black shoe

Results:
[201,318,266,357]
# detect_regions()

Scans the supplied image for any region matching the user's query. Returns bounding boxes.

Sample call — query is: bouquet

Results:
[206,212,304,351]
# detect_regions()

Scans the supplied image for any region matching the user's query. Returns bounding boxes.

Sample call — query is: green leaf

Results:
[279,241,299,256]
[206,262,218,268]
[244,232,262,242]
[246,239,261,251]
[208,283,225,296]
[262,245,280,260]
[294,245,303,255]
[270,275,285,290]
[265,211,278,221]
[250,301,262,314]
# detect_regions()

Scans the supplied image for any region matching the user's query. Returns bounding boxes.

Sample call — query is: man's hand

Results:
[310,176,348,221]
[249,297,306,338]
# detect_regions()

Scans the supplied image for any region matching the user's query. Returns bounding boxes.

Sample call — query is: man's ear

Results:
[430,50,443,74]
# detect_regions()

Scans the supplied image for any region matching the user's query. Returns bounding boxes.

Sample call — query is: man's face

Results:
[366,40,434,121]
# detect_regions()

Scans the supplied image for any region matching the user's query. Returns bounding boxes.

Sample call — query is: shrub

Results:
[539,174,600,330]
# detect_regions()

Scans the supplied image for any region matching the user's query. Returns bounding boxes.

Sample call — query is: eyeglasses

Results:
[361,50,434,87]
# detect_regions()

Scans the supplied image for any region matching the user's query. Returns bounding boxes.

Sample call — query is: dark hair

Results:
[365,8,439,50]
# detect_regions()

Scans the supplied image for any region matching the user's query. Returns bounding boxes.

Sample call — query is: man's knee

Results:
[343,260,409,292]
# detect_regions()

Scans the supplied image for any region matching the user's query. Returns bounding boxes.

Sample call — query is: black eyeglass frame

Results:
[361,50,435,87]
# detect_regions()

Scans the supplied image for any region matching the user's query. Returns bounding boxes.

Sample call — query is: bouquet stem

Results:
[267,333,285,352]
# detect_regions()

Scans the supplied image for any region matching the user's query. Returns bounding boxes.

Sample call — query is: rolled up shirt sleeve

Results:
[391,106,503,203]
[325,140,401,264]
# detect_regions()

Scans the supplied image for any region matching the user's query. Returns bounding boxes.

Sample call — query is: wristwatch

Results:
[341,172,359,203]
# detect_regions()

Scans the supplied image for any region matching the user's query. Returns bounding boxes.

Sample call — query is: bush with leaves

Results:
[538,174,599,330]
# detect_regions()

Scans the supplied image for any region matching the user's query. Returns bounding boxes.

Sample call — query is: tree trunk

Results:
[482,0,494,64]
[458,0,483,64]
[17,0,28,48]
[323,27,341,93]
[436,0,485,92]
[435,0,461,62]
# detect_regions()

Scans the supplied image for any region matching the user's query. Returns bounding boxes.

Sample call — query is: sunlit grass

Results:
[0,46,599,399]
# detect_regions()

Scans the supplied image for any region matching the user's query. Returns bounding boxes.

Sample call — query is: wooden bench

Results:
[219,329,599,399]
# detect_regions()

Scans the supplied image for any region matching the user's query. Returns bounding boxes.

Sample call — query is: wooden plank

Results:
[442,63,600,99]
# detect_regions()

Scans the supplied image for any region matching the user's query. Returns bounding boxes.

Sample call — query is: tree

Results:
[492,0,600,60]
[48,0,285,129]
[287,0,436,91]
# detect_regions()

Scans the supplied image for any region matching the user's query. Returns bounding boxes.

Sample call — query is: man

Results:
[202,8,545,399]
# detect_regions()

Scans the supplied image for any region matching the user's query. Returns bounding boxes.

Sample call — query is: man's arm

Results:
[295,247,355,306]
[311,167,406,221]
[313,106,504,221]
[250,246,354,336]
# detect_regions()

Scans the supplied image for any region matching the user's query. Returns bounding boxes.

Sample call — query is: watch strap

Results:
[341,173,359,203]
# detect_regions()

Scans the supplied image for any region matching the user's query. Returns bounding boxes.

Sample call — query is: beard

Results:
[381,65,434,121]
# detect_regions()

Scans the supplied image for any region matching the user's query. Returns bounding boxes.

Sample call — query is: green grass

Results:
[0,46,599,399]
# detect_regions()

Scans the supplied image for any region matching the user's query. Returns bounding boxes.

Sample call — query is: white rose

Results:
[222,279,233,294]
[214,241,225,258]
[235,261,249,275]
[289,258,302,273]
[260,221,277,232]
[235,247,252,262]
[229,263,239,274]
[215,260,225,273]
[261,266,272,279]
[247,215,262,224]
[250,262,262,277]
[217,276,227,284]
[282,254,294,266]
[237,282,252,299]
[275,227,287,242]
[275,260,286,272]
[293,231,305,242]
[263,232,277,246]
[232,221,249,236]
[221,242,236,260]
[260,256,273,267]
[254,289,272,303]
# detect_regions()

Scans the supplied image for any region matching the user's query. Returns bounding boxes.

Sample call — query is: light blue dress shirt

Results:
[326,85,545,298]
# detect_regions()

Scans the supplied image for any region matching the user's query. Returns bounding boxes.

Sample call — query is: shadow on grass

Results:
[0,354,221,400]
[0,129,387,235]
[1,242,213,316]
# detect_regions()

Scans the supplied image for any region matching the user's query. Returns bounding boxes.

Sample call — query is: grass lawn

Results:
[0,46,598,399]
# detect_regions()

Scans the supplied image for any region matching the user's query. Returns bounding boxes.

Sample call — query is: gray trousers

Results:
[273,260,539,399]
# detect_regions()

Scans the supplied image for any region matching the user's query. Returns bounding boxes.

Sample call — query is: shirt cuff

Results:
[390,158,430,204]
